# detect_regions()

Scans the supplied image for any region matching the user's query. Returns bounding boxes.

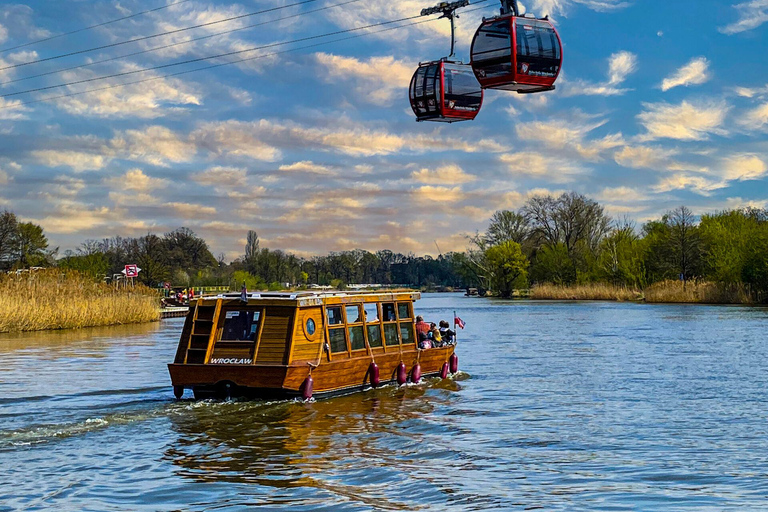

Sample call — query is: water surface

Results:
[2,295,768,511]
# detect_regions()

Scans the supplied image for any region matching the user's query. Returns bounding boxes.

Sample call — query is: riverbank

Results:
[530,280,755,304]
[0,270,160,333]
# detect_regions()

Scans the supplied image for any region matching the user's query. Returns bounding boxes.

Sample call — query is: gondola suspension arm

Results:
[420,0,469,58]
[499,0,519,16]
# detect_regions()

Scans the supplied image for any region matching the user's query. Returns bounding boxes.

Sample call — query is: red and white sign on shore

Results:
[124,264,140,278]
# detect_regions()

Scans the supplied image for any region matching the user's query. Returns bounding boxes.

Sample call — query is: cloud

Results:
[721,154,767,181]
[661,57,711,91]
[528,0,630,16]
[413,185,463,202]
[515,116,623,161]
[653,174,725,196]
[168,202,217,218]
[315,53,414,103]
[411,164,476,184]
[111,126,197,166]
[109,168,169,192]
[50,64,201,119]
[595,186,648,203]
[637,100,729,141]
[561,51,637,97]
[279,160,336,175]
[613,145,678,169]
[0,168,7,185]
[31,150,108,172]
[739,102,768,130]
[719,0,768,34]
[499,151,586,180]
[192,166,248,188]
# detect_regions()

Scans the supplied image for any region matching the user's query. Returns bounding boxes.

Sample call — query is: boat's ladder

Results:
[183,301,220,364]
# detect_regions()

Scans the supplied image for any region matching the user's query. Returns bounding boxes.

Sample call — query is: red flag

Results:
[454,316,465,329]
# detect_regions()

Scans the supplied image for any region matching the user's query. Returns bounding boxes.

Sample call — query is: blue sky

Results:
[0,0,766,260]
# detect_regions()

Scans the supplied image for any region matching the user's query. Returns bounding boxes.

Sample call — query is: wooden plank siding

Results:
[289,306,325,364]
[254,306,295,364]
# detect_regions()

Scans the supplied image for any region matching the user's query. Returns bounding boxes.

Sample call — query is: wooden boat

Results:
[168,290,458,399]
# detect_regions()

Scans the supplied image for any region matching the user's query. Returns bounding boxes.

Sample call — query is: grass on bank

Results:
[530,280,753,304]
[0,270,160,333]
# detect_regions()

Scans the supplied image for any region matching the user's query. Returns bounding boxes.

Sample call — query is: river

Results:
[1,294,768,511]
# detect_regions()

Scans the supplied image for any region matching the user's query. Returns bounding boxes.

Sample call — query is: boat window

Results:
[382,303,397,322]
[326,306,343,326]
[397,303,411,319]
[364,303,378,322]
[345,305,363,323]
[400,322,415,345]
[221,310,260,341]
[329,327,347,353]
[367,324,383,347]
[305,318,316,336]
[349,325,366,351]
[384,323,399,346]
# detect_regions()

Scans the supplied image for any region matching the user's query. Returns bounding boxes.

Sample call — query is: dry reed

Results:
[0,270,160,333]
[531,283,642,301]
[643,280,751,304]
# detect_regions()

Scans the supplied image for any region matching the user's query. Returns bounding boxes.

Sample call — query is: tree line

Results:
[4,192,768,301]
[471,192,768,301]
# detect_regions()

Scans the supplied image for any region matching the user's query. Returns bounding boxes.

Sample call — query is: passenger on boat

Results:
[415,315,430,339]
[439,320,456,345]
[430,323,442,347]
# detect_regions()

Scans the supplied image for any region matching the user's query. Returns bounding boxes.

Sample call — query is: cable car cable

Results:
[0,0,194,54]
[0,0,321,72]
[0,0,365,87]
[0,12,435,99]
[0,15,446,110]
[0,0,490,109]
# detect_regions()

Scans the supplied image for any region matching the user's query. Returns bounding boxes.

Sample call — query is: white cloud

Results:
[31,150,108,172]
[614,145,678,169]
[168,202,217,218]
[499,151,586,181]
[192,166,248,188]
[740,102,768,130]
[721,154,767,181]
[109,168,169,192]
[653,174,725,196]
[111,126,197,166]
[411,164,476,184]
[316,53,414,103]
[661,57,711,91]
[561,51,637,97]
[637,100,729,141]
[595,186,648,203]
[279,160,336,175]
[413,185,464,202]
[719,0,768,34]
[528,0,630,16]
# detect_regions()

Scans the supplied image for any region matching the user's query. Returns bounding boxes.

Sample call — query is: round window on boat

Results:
[306,318,316,337]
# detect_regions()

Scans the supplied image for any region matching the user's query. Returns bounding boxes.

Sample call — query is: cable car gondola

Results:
[409,0,483,123]
[470,0,562,93]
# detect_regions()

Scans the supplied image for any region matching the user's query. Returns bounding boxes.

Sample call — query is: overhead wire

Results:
[0,0,492,110]
[0,0,320,72]
[0,0,194,54]
[0,0,364,87]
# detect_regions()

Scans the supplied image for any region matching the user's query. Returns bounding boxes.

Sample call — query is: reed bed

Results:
[531,283,642,301]
[643,280,751,304]
[0,270,160,333]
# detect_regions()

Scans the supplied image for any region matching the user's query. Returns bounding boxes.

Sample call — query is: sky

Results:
[0,0,766,260]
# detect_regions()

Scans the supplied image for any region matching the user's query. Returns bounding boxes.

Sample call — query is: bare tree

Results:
[666,205,701,287]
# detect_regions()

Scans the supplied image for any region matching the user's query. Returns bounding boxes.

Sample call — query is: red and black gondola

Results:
[409,60,483,122]
[409,0,483,123]
[470,0,562,93]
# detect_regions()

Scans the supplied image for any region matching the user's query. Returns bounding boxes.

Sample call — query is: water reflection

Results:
[0,320,162,356]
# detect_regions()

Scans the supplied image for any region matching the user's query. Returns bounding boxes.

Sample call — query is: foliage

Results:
[485,241,529,298]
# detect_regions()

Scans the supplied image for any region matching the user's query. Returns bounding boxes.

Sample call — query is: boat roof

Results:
[195,289,420,308]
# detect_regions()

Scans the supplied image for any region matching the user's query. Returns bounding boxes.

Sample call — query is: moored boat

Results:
[167,290,458,399]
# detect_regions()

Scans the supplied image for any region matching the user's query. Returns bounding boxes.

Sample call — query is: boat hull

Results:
[168,345,456,399]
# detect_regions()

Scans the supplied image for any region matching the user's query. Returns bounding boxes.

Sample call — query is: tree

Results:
[597,222,645,288]
[244,230,260,273]
[485,241,529,298]
[15,222,49,267]
[485,210,530,246]
[530,243,577,285]
[0,210,18,270]
[666,206,701,287]
[163,227,217,274]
